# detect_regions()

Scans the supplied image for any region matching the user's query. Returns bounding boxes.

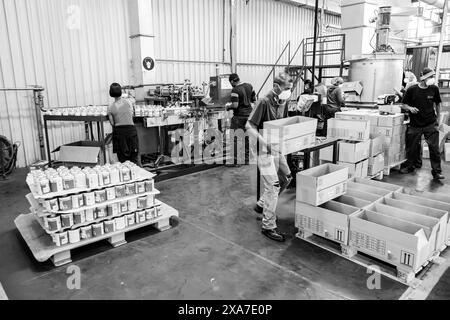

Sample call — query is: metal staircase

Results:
[256,34,347,99]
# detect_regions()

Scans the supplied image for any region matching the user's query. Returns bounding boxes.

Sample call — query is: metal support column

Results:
[311,0,320,87]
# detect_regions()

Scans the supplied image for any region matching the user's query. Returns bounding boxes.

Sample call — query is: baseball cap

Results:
[420,67,436,81]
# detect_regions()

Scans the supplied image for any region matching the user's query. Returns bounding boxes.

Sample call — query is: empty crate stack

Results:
[295,176,450,283]
[370,113,407,174]
[295,163,360,255]
[322,110,381,178]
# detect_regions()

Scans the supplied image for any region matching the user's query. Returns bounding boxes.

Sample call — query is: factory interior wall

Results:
[0,0,131,168]
[3,0,341,168]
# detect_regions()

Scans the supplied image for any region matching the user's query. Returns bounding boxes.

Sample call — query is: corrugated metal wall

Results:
[1,0,342,167]
[235,0,342,95]
[0,0,131,167]
[152,0,231,85]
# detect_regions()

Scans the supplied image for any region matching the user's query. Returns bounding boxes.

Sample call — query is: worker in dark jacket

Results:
[227,73,256,165]
[326,77,345,114]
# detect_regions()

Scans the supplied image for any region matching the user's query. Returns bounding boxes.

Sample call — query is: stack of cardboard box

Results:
[370,113,406,168]
[321,110,383,177]
[295,164,356,248]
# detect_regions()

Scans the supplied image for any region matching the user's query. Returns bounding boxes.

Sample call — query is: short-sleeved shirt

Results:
[231,83,255,117]
[108,98,134,127]
[248,91,289,130]
[402,84,442,127]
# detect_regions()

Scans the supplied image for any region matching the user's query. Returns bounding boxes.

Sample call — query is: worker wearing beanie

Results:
[245,72,293,242]
[400,67,444,180]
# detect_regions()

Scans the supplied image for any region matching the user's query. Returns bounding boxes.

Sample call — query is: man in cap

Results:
[400,67,444,180]
[227,73,256,166]
[245,72,293,242]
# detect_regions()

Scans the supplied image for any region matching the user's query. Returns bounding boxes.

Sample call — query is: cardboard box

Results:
[366,202,440,260]
[295,200,361,245]
[378,104,402,115]
[335,110,377,123]
[369,134,384,157]
[264,116,318,141]
[338,159,368,178]
[376,114,405,127]
[379,195,448,254]
[377,125,402,138]
[334,195,371,209]
[52,141,100,166]
[370,125,378,135]
[350,210,437,277]
[346,188,384,203]
[392,191,450,246]
[439,124,450,152]
[319,146,333,162]
[352,177,402,193]
[271,133,316,155]
[341,81,363,95]
[445,143,450,162]
[423,144,430,159]
[296,181,348,207]
[327,118,370,141]
[347,181,392,197]
[297,163,349,192]
[338,161,362,178]
[367,154,385,176]
[344,93,361,103]
[338,140,370,163]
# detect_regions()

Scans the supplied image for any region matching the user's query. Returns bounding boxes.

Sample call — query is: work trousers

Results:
[113,125,139,165]
[230,116,250,165]
[405,123,442,176]
[256,154,292,230]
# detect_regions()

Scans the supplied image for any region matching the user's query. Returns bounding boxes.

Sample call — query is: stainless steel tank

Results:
[348,54,405,104]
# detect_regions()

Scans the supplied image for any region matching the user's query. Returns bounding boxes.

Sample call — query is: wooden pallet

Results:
[384,159,407,176]
[15,202,179,267]
[366,170,384,181]
[296,228,432,286]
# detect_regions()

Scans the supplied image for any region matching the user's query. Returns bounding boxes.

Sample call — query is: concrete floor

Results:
[0,162,450,300]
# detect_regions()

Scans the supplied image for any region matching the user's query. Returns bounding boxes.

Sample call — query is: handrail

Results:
[289,39,304,65]
[256,41,291,98]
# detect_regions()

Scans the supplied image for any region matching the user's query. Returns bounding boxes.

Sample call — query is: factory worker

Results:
[245,72,293,242]
[326,77,345,113]
[108,83,140,165]
[227,73,256,166]
[400,67,444,180]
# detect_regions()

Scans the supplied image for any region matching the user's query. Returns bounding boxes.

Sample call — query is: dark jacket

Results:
[327,85,345,109]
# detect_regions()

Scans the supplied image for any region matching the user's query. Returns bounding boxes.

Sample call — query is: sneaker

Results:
[262,229,286,242]
[433,174,445,180]
[254,204,263,214]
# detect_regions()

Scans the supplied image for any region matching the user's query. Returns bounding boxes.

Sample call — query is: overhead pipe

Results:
[436,0,449,81]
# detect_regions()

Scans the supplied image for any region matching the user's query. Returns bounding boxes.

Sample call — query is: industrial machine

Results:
[346,5,405,108]
[209,74,233,104]
[147,79,208,106]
